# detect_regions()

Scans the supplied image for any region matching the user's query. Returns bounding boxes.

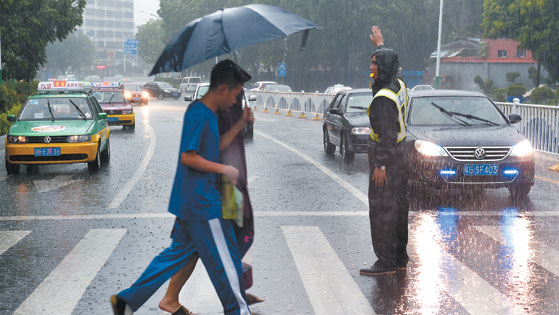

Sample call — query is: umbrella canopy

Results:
[149,4,318,75]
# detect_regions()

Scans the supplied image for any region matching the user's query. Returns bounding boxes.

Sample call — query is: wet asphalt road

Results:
[1,98,559,314]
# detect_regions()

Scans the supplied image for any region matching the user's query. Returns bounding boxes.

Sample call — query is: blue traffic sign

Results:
[124,39,139,55]
[278,63,287,78]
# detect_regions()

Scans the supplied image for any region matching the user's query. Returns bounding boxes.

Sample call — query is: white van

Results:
[180,77,202,93]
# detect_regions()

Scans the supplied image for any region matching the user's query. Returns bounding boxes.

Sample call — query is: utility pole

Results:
[435,0,444,89]
[0,30,3,85]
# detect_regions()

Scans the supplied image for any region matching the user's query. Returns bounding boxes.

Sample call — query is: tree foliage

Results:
[45,31,94,76]
[482,0,559,82]
[474,75,495,95]
[506,72,520,83]
[506,83,526,97]
[148,0,483,91]
[136,19,167,65]
[0,0,86,81]
[529,86,556,105]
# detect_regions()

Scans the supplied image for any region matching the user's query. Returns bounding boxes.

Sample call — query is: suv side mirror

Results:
[98,113,107,120]
[248,95,257,102]
[7,114,16,122]
[330,108,342,115]
[509,114,522,124]
[185,95,192,102]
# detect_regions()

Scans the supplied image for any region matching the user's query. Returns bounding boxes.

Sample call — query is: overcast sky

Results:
[134,0,160,30]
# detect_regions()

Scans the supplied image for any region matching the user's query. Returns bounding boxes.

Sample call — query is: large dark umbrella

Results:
[149,4,318,75]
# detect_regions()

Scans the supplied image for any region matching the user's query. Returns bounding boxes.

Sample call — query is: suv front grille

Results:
[444,146,511,161]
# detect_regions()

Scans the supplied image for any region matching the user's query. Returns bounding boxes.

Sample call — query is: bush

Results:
[0,80,37,135]
[0,103,23,136]
[529,86,556,105]
[506,84,526,98]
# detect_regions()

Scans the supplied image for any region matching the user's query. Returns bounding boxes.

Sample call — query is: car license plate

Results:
[464,164,498,176]
[108,117,119,122]
[34,147,61,157]
[173,92,178,96]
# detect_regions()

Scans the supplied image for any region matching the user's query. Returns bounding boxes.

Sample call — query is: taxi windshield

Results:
[346,93,372,113]
[19,97,93,121]
[92,91,125,103]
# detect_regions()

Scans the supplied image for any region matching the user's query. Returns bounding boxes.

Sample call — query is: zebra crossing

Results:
[1,219,558,315]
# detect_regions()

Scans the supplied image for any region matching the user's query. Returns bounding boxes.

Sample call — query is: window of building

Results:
[497,50,507,57]
[517,49,526,58]
[87,30,95,38]
[124,11,133,18]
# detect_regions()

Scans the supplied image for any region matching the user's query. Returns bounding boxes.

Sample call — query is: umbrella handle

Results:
[300,30,310,51]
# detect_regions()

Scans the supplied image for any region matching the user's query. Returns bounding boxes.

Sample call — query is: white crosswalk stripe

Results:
[13,229,126,315]
[475,225,559,276]
[282,226,375,314]
[0,230,31,255]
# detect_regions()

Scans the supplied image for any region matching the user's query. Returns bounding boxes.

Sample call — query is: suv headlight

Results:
[68,135,91,143]
[351,127,370,135]
[164,89,170,93]
[510,139,533,157]
[8,136,27,144]
[415,140,448,157]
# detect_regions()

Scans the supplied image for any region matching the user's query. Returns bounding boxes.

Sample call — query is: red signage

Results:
[54,80,67,88]
[96,65,107,69]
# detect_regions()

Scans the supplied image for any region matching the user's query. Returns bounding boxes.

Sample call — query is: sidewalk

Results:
[535,151,559,184]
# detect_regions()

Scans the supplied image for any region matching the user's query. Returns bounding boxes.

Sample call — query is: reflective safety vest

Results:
[367,79,407,143]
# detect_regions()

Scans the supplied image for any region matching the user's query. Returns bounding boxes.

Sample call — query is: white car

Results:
[325,84,351,94]
[180,76,202,94]
[185,83,210,102]
[249,81,278,91]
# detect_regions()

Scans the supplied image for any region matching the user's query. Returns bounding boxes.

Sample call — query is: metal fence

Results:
[248,90,559,155]
[495,100,559,155]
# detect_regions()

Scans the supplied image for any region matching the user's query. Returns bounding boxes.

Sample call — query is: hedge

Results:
[0,80,38,136]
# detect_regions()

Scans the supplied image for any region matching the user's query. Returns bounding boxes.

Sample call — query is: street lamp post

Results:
[435,0,444,89]
[0,30,3,85]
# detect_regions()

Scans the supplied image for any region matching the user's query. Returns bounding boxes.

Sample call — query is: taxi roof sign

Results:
[38,81,89,91]
[93,81,120,88]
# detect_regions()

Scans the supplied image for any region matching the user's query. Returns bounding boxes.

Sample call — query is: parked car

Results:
[122,83,149,105]
[324,84,352,94]
[179,76,202,94]
[143,81,181,100]
[411,85,434,91]
[406,89,534,199]
[323,89,371,163]
[248,81,278,91]
[263,84,292,92]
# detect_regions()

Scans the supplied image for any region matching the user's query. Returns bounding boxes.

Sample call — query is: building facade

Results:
[79,0,135,75]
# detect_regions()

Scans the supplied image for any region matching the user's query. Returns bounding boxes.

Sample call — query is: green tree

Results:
[474,75,495,95]
[528,66,541,88]
[136,19,167,66]
[0,0,86,81]
[506,84,526,98]
[482,0,559,83]
[46,31,94,76]
[506,72,520,84]
[529,86,556,105]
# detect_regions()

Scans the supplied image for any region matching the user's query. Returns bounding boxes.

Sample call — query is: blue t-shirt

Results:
[168,101,221,221]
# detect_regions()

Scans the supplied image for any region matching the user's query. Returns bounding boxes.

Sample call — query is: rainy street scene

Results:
[1,1,559,315]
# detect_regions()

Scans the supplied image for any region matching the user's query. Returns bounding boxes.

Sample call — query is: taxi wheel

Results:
[101,139,110,165]
[5,160,20,175]
[88,142,102,173]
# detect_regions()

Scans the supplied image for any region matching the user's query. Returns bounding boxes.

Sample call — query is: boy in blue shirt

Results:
[111,60,252,315]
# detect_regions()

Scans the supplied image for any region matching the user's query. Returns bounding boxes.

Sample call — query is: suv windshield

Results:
[92,91,125,103]
[19,97,93,121]
[409,96,508,126]
[345,93,371,112]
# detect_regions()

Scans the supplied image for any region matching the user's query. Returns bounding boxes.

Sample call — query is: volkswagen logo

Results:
[43,136,51,144]
[474,147,486,160]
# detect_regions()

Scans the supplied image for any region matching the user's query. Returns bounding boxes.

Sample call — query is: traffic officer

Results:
[360,26,410,276]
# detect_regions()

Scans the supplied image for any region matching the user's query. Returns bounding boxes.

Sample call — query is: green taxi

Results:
[4,81,110,174]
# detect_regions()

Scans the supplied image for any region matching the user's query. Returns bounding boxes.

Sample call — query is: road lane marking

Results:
[33,175,77,193]
[0,230,31,255]
[247,176,259,183]
[2,210,559,221]
[535,175,559,185]
[178,262,222,314]
[475,225,559,276]
[107,123,156,209]
[282,226,375,314]
[255,130,368,205]
[14,229,126,315]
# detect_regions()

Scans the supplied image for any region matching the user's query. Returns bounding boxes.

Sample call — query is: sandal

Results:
[172,305,195,315]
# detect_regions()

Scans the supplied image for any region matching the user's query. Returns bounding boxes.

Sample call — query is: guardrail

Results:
[248,90,559,155]
[495,100,559,155]
[248,90,334,120]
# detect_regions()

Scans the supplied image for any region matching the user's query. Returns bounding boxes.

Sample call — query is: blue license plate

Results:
[172,92,178,96]
[108,117,119,122]
[34,147,61,157]
[464,164,498,176]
